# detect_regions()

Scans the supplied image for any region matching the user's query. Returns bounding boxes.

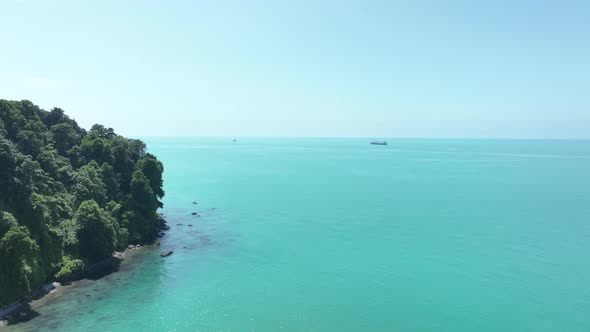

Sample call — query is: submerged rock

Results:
[188,224,193,227]
[199,235,212,246]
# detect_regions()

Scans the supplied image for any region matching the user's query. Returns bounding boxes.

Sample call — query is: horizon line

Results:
[131,135,590,141]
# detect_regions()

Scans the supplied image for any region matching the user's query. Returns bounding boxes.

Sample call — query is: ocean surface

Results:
[5,138,590,332]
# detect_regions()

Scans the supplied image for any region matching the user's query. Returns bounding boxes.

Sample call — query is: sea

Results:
[5,138,590,331]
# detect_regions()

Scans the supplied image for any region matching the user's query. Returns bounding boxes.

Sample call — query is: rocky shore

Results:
[0,246,141,326]
[0,215,169,326]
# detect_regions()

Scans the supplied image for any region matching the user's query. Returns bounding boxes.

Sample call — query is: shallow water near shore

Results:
[5,138,590,331]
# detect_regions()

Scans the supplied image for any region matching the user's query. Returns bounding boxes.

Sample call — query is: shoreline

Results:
[0,244,153,326]
[0,213,169,326]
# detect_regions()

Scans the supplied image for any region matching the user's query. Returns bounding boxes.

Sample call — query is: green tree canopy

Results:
[136,153,165,203]
[127,170,158,241]
[80,135,114,165]
[0,100,164,306]
[72,161,107,206]
[0,219,44,305]
[51,122,82,156]
[75,200,117,264]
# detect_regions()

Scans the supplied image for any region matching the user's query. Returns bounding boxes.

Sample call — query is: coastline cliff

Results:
[0,100,165,307]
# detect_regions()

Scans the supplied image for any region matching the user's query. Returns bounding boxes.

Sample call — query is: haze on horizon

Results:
[1,0,589,139]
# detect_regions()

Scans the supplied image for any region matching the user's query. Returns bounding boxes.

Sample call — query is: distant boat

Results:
[370,141,388,145]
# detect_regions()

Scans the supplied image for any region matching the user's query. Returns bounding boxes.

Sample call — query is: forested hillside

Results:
[0,100,164,306]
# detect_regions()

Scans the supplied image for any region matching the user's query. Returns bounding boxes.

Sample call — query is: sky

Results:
[0,0,589,138]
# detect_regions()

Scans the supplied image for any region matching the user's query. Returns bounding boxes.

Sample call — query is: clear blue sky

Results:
[1,0,589,138]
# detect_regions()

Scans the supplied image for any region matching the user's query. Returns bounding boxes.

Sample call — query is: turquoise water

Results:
[6,138,590,331]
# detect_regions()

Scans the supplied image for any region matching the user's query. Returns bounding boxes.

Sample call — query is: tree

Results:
[12,154,60,212]
[111,137,134,194]
[136,153,165,204]
[79,135,113,165]
[127,139,146,162]
[51,122,81,156]
[0,99,164,306]
[90,124,117,140]
[0,139,17,210]
[0,100,28,140]
[43,107,66,128]
[36,149,71,183]
[0,218,44,305]
[0,211,18,238]
[101,163,119,201]
[72,161,107,206]
[75,200,117,263]
[22,194,70,277]
[0,117,6,137]
[16,130,43,157]
[127,170,158,241]
[90,124,116,140]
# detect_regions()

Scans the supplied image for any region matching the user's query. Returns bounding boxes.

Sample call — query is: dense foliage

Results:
[0,100,164,306]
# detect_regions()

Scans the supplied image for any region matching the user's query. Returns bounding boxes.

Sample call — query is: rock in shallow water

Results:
[160,250,173,257]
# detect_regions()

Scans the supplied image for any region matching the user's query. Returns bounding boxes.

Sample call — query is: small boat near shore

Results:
[370,141,388,145]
